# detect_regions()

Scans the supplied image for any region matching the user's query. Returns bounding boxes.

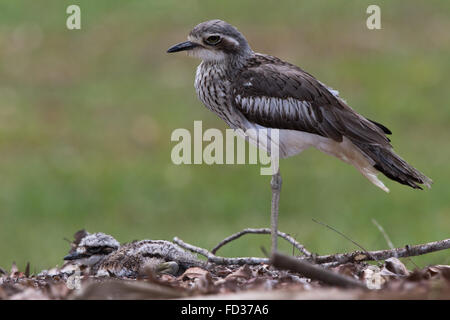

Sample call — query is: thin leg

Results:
[270,169,282,253]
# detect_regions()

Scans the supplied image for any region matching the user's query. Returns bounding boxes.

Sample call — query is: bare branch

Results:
[209,256,269,265]
[311,239,450,266]
[173,237,269,265]
[312,219,376,261]
[173,237,214,259]
[271,251,367,289]
[371,219,419,269]
[175,234,450,268]
[211,228,311,257]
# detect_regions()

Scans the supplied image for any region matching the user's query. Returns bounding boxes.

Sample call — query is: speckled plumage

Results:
[64,231,205,277]
[97,239,204,277]
[172,20,432,190]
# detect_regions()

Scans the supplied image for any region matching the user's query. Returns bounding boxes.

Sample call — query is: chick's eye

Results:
[103,247,114,254]
[88,246,102,253]
[205,35,221,45]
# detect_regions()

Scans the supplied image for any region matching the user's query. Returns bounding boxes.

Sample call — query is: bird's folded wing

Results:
[232,54,391,147]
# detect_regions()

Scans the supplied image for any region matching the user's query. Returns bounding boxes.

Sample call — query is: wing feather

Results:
[232,54,390,147]
[231,54,432,189]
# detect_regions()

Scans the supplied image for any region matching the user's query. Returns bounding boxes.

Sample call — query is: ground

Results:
[1,253,449,300]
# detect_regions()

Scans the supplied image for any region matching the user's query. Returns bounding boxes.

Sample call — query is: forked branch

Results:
[175,230,450,267]
[310,238,450,266]
[173,237,269,265]
[211,228,311,257]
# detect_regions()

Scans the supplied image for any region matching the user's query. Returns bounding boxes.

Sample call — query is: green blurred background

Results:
[0,0,449,272]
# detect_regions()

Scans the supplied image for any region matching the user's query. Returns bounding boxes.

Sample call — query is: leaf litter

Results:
[1,232,449,300]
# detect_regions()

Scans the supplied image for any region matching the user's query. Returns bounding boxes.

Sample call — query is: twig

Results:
[173,237,268,265]
[211,228,311,257]
[25,262,30,278]
[175,236,450,268]
[271,251,367,289]
[312,219,374,260]
[371,219,394,250]
[371,219,420,269]
[311,239,450,266]
[173,237,214,259]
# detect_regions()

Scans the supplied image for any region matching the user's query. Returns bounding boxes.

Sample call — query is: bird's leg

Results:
[270,169,282,253]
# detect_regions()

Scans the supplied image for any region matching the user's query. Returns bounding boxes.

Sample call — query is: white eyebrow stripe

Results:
[188,34,239,48]
[222,35,239,46]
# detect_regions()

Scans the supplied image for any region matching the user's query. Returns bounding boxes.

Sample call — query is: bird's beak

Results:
[167,41,199,53]
[64,252,86,261]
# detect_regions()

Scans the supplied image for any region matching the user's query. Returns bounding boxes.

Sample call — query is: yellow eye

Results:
[205,35,221,45]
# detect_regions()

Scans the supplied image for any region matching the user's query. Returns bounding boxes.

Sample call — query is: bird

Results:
[63,230,204,277]
[167,19,432,253]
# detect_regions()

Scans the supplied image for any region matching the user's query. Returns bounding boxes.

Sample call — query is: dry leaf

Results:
[179,267,209,281]
[225,264,253,281]
[363,265,386,290]
[384,258,409,276]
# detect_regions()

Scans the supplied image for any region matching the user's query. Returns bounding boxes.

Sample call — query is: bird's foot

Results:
[155,261,180,276]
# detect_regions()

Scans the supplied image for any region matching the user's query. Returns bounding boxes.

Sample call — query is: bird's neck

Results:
[202,51,253,78]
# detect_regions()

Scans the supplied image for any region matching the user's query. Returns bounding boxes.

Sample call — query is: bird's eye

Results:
[103,247,114,254]
[205,35,221,45]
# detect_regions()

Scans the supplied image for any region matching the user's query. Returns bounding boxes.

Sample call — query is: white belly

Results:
[240,124,389,192]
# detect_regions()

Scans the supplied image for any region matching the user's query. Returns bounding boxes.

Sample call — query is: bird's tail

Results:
[353,142,433,190]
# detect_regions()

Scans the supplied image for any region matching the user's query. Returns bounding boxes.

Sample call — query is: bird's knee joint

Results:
[271,174,282,191]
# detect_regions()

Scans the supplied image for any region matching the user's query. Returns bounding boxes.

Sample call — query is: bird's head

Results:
[167,20,252,62]
[64,232,120,267]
